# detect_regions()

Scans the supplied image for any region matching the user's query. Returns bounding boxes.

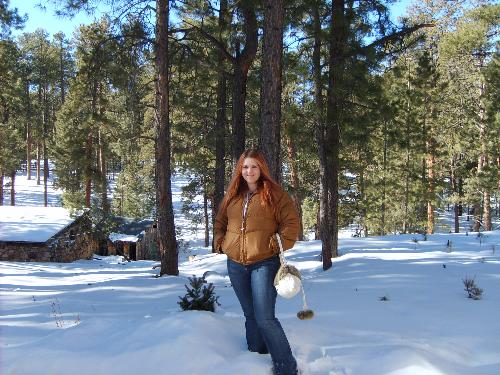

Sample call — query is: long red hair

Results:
[219,149,281,215]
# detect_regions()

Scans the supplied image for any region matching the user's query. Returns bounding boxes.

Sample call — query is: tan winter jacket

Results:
[213,188,300,265]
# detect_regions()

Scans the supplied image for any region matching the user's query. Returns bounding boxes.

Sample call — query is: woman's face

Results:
[242,157,261,186]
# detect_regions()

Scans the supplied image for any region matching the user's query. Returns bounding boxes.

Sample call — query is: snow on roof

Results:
[0,206,77,243]
[109,232,140,243]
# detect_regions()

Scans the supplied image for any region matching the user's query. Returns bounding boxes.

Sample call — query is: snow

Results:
[1,169,62,207]
[1,170,500,375]
[0,206,76,242]
[108,233,140,243]
[0,169,74,242]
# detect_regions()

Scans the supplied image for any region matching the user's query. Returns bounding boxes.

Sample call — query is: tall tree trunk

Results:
[286,133,304,240]
[232,60,247,164]
[312,1,331,270]
[231,2,257,165]
[43,84,49,207]
[472,202,481,231]
[381,123,387,235]
[213,0,228,250]
[43,139,48,207]
[26,80,32,180]
[259,0,284,182]
[403,68,411,234]
[58,35,66,104]
[86,80,99,209]
[324,0,346,260]
[359,171,368,237]
[97,87,109,214]
[27,124,32,180]
[85,133,92,208]
[10,170,15,206]
[426,152,435,234]
[0,174,3,205]
[98,129,109,214]
[403,147,410,234]
[451,157,460,233]
[478,77,491,231]
[36,142,41,185]
[458,177,463,216]
[156,0,178,276]
[204,185,209,248]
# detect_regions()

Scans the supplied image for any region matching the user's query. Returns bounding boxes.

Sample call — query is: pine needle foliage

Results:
[463,276,483,300]
[178,276,220,312]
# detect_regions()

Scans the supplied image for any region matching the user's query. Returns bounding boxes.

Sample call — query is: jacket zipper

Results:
[240,192,255,264]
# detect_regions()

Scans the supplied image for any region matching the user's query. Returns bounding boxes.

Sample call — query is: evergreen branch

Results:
[171,40,232,77]
[360,23,435,54]
[180,20,234,63]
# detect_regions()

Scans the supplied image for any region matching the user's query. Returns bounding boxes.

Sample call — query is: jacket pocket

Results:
[222,231,240,259]
[245,230,275,263]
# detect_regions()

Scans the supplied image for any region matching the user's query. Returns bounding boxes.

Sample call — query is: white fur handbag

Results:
[273,233,314,320]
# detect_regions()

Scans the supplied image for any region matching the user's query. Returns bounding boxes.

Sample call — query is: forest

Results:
[1,0,499,275]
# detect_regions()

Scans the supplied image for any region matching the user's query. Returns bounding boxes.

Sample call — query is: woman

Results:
[214,149,300,375]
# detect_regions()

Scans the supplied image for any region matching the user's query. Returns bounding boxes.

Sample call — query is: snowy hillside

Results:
[1,170,62,207]
[1,171,500,375]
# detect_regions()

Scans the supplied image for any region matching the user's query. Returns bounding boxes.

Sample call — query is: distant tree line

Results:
[0,0,498,274]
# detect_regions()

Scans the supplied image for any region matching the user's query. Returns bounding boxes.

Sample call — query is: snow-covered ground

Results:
[1,170,62,207]
[1,170,500,375]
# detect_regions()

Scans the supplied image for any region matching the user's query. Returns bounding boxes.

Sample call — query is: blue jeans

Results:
[227,256,298,375]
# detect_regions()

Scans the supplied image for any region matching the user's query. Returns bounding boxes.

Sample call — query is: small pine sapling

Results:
[178,276,220,312]
[476,232,485,246]
[446,240,452,253]
[462,277,483,300]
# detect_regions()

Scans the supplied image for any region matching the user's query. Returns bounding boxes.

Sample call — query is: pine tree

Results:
[178,276,220,312]
[53,19,117,212]
[0,39,24,205]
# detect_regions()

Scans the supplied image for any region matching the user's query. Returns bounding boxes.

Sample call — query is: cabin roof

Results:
[0,206,78,243]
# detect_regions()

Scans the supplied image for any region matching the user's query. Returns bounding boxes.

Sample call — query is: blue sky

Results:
[10,0,109,37]
[10,0,414,38]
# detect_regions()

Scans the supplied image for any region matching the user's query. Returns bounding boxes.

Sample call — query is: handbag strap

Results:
[275,233,287,265]
[275,233,310,311]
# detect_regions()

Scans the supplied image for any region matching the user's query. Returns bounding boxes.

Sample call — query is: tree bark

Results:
[26,80,32,180]
[426,152,435,234]
[57,34,66,104]
[213,0,228,251]
[98,129,109,214]
[10,170,15,206]
[188,0,256,169]
[36,142,41,185]
[286,133,304,240]
[43,83,49,207]
[85,132,92,208]
[0,174,3,205]
[156,0,178,276]
[43,139,48,207]
[231,2,257,165]
[403,68,411,234]
[478,78,491,231]
[472,202,481,232]
[381,123,387,235]
[259,0,284,182]
[451,157,460,233]
[312,1,332,270]
[204,185,209,248]
[324,0,346,260]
